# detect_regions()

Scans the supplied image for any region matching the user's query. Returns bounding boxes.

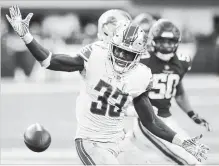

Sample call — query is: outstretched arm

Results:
[133,92,176,143]
[133,92,209,162]
[26,38,84,72]
[175,82,211,131]
[6,5,84,72]
[175,82,193,113]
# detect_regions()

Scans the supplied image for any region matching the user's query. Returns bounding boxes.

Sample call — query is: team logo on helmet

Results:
[109,21,147,74]
[102,16,117,29]
[97,9,132,43]
[122,25,139,47]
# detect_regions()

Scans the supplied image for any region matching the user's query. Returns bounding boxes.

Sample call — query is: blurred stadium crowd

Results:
[1,1,219,82]
[1,12,98,81]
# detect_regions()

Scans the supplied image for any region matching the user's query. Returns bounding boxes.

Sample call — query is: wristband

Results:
[21,33,33,44]
[40,52,52,68]
[172,133,184,147]
[187,111,195,118]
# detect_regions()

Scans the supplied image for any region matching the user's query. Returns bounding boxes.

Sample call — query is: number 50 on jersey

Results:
[149,73,180,99]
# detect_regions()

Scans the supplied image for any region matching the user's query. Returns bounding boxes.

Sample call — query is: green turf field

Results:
[1,75,219,165]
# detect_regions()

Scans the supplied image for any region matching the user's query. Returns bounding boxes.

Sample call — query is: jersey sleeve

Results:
[76,44,93,77]
[129,65,153,98]
[175,81,185,96]
[78,41,107,78]
[146,75,153,92]
[140,51,151,66]
[76,41,106,63]
[76,44,93,62]
[143,68,153,93]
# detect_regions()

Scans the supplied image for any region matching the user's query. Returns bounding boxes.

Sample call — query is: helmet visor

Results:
[154,37,178,54]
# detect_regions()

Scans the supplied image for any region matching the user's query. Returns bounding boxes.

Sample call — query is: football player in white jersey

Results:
[97,9,132,43]
[133,13,155,35]
[7,5,209,165]
[79,9,132,78]
[132,13,155,61]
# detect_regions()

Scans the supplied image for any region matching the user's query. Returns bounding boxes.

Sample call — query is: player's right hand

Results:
[6,5,33,37]
[182,134,209,162]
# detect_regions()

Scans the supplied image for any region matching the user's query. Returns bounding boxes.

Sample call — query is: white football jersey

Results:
[75,41,152,142]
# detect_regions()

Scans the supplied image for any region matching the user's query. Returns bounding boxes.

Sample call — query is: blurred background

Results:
[1,0,219,165]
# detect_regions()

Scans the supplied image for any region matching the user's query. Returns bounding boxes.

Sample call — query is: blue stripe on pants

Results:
[137,118,189,165]
[75,138,96,165]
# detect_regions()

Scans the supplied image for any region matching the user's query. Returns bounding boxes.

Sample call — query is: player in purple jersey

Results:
[128,18,211,165]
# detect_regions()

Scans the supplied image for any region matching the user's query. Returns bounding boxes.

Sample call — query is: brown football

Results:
[24,123,51,152]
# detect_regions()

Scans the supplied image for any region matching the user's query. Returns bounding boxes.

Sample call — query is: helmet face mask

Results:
[148,19,181,61]
[113,46,137,64]
[153,37,179,54]
[110,45,138,73]
[109,22,147,74]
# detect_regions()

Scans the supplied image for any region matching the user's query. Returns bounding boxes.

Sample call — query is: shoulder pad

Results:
[141,51,151,59]
[77,44,93,62]
[176,52,191,62]
[176,53,192,71]
[136,64,153,90]
[125,63,153,98]
[92,41,108,50]
[140,51,151,66]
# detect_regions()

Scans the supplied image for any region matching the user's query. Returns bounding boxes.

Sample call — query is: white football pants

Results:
[75,135,152,165]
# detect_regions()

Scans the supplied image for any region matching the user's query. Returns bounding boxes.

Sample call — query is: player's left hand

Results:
[188,111,212,131]
[182,134,209,162]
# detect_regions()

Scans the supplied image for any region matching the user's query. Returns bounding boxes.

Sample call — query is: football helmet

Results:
[97,9,132,44]
[109,21,147,74]
[147,19,181,61]
[133,13,154,34]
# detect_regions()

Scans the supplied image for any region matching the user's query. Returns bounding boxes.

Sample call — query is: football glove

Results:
[6,5,33,37]
[182,134,209,162]
[188,111,212,131]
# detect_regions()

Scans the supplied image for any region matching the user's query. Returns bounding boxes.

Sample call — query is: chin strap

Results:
[156,52,175,61]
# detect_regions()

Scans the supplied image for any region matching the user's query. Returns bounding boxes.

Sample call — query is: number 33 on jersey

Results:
[90,79,129,117]
[75,42,152,142]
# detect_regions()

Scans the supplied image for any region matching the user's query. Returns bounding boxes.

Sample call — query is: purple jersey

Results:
[140,51,192,117]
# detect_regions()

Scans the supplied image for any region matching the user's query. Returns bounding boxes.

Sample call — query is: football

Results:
[24,123,51,152]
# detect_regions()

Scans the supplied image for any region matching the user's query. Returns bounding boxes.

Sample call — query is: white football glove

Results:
[182,134,209,162]
[6,5,33,37]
